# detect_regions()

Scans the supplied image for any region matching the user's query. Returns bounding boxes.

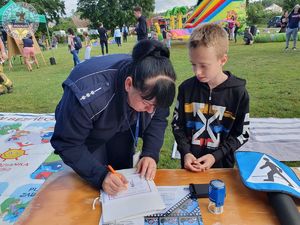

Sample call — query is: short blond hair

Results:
[189,23,229,58]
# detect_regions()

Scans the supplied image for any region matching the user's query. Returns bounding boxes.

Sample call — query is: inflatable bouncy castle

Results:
[171,0,246,40]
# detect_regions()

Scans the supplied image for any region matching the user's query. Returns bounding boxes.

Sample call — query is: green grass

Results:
[1,36,300,168]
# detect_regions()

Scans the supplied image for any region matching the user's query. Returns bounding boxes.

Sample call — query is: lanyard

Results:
[127,112,140,150]
[134,112,140,148]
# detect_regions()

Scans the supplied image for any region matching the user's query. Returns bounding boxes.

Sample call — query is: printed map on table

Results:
[0,113,62,225]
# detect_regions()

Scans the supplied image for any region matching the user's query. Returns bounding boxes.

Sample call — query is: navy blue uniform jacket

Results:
[51,54,170,188]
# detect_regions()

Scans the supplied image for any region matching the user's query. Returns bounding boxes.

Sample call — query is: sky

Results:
[63,0,198,16]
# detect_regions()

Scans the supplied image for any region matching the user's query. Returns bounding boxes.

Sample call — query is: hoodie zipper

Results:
[203,89,212,147]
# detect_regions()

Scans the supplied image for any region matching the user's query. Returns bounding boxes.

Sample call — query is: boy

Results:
[172,23,249,172]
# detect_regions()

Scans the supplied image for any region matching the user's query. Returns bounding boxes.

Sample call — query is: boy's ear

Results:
[220,54,228,66]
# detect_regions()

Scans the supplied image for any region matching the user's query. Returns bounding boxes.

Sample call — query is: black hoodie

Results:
[172,71,250,168]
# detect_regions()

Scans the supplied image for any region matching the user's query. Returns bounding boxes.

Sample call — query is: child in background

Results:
[172,23,250,172]
[243,27,254,45]
[22,35,39,71]
[83,31,91,60]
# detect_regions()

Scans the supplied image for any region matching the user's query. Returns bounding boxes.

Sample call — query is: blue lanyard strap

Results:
[134,112,140,148]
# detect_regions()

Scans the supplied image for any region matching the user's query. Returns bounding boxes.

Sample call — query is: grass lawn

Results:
[1,36,300,168]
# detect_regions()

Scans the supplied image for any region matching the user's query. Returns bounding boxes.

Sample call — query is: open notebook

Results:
[100,168,166,223]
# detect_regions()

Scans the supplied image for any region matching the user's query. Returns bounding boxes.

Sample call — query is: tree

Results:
[246,2,267,25]
[282,0,300,11]
[77,0,155,30]
[0,0,66,23]
[52,18,76,32]
[247,1,281,25]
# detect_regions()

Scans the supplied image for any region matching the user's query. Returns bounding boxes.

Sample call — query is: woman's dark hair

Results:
[67,28,74,35]
[131,39,176,108]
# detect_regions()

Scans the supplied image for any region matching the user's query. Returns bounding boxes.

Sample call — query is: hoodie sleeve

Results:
[50,87,108,189]
[140,108,169,162]
[211,90,250,162]
[171,84,192,157]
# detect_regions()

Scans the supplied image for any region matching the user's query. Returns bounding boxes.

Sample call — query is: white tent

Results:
[265,4,283,13]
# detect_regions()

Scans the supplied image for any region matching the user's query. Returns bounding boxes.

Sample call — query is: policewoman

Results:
[51,40,176,195]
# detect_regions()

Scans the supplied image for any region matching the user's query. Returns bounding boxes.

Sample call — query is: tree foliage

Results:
[282,0,300,11]
[247,1,284,25]
[52,17,76,32]
[77,0,155,30]
[0,0,65,23]
[247,2,266,25]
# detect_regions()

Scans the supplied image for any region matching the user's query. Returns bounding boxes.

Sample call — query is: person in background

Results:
[228,15,235,40]
[166,29,172,48]
[223,23,230,38]
[172,23,249,172]
[234,20,240,43]
[1,29,7,48]
[38,37,46,51]
[51,35,58,49]
[67,28,80,67]
[162,28,167,45]
[51,40,176,195]
[97,22,108,55]
[122,24,129,42]
[134,6,148,41]
[22,35,39,71]
[83,31,91,60]
[150,30,158,41]
[114,26,122,47]
[0,37,13,94]
[285,4,300,50]
[280,11,289,33]
[243,27,254,45]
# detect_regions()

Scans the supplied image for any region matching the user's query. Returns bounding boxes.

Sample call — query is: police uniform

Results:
[51,54,169,188]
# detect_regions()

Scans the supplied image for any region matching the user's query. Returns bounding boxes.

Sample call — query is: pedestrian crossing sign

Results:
[235,151,300,198]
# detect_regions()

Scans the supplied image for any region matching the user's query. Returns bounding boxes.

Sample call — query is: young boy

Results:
[172,23,250,172]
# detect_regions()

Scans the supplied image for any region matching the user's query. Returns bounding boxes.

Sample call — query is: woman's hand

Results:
[136,157,157,180]
[102,172,128,196]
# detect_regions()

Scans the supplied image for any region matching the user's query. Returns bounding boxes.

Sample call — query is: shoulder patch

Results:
[63,69,116,106]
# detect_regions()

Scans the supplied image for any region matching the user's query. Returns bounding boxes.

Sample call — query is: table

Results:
[16,168,300,225]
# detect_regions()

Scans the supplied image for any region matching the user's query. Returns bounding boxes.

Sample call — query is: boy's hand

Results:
[193,154,216,171]
[136,157,157,180]
[184,153,201,172]
[102,172,128,196]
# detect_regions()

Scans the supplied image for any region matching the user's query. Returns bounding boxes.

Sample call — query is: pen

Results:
[107,165,128,188]
[107,165,117,174]
[107,165,122,179]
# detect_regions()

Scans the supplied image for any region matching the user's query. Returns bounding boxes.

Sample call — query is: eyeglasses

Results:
[141,98,157,108]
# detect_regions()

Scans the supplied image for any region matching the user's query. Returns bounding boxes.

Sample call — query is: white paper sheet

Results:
[100,168,165,223]
[99,186,191,225]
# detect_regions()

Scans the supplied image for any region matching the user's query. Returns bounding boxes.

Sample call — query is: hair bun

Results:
[132,40,170,62]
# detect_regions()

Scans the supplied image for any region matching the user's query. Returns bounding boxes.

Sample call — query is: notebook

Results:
[100,168,166,223]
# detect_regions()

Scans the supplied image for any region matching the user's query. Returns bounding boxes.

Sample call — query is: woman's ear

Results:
[124,76,133,92]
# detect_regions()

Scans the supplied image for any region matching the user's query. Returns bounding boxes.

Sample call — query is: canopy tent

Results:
[0,0,46,24]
